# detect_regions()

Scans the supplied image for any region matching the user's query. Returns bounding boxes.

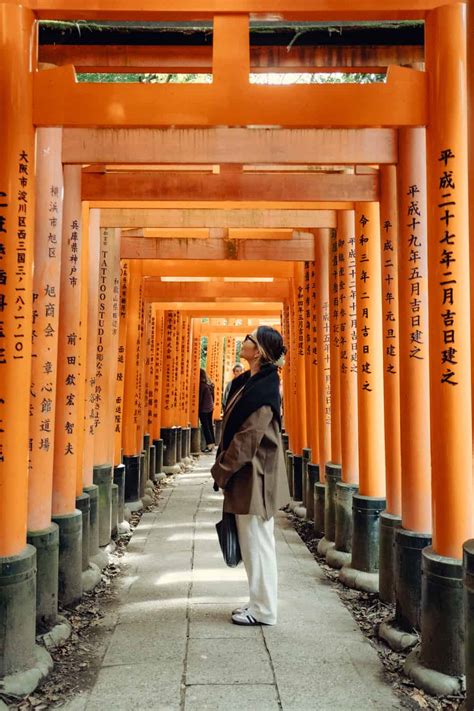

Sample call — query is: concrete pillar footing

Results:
[326,548,351,570]
[83,484,99,558]
[40,615,72,651]
[75,492,90,572]
[314,482,326,538]
[163,464,181,475]
[317,537,335,558]
[0,645,53,697]
[305,463,319,522]
[294,505,306,519]
[91,548,110,571]
[27,523,59,630]
[338,565,379,593]
[127,499,143,512]
[404,649,465,697]
[378,619,418,653]
[52,510,82,607]
[292,455,303,502]
[82,562,102,592]
[93,464,113,547]
[379,511,402,604]
[117,520,131,535]
[324,463,342,543]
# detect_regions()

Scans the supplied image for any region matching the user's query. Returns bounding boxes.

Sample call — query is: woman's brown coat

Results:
[210,402,290,520]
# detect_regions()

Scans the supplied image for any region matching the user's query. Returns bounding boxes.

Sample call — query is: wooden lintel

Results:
[39,44,423,74]
[82,171,378,202]
[34,65,426,128]
[121,233,315,260]
[142,278,289,301]
[63,127,397,165]
[138,260,295,278]
[26,0,457,21]
[104,209,336,229]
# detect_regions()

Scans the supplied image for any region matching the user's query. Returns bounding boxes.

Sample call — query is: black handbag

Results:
[215,512,242,568]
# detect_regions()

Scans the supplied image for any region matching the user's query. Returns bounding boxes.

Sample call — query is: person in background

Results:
[211,326,289,626]
[222,362,244,411]
[199,368,216,453]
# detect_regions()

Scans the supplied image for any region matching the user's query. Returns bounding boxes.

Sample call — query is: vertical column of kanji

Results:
[183,316,193,462]
[339,204,386,594]
[306,260,321,523]
[26,128,63,632]
[161,311,180,474]
[291,263,307,504]
[177,314,187,464]
[52,166,83,606]
[190,320,202,455]
[281,303,294,470]
[410,5,472,693]
[327,211,359,570]
[313,231,332,543]
[112,256,128,529]
[139,302,153,492]
[464,4,474,707]
[143,304,157,486]
[302,262,315,515]
[122,261,142,508]
[0,5,38,679]
[81,209,100,557]
[378,166,402,604]
[213,336,225,446]
[152,307,165,478]
[321,230,342,559]
[380,128,432,649]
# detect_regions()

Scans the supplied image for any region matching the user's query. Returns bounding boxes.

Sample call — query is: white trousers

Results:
[235,514,278,625]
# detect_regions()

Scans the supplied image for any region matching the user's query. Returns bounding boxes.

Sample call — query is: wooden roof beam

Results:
[82,171,378,202]
[138,260,295,278]
[63,127,397,165]
[103,209,336,229]
[39,44,424,74]
[26,0,458,21]
[121,231,317,260]
[142,278,290,301]
[34,64,426,127]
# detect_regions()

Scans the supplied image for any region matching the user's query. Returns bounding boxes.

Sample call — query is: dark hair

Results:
[200,368,211,384]
[255,326,286,364]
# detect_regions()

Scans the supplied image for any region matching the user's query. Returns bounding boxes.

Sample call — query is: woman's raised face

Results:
[240,331,259,364]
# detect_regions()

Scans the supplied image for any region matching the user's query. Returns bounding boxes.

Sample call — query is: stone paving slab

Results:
[66,454,401,711]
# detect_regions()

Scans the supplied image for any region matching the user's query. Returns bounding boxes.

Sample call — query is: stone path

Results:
[67,456,401,711]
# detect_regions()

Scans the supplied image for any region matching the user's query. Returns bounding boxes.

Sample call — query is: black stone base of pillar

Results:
[113,463,126,523]
[161,427,180,474]
[27,524,59,631]
[339,494,385,594]
[51,510,83,607]
[293,455,303,502]
[153,438,165,476]
[214,419,223,446]
[0,545,39,678]
[404,547,464,696]
[123,454,141,508]
[326,482,358,570]
[301,448,312,508]
[148,444,156,482]
[93,464,113,547]
[379,511,402,603]
[190,428,201,456]
[463,540,474,709]
[181,427,187,461]
[314,482,326,538]
[139,451,147,497]
[175,427,183,465]
[287,452,294,498]
[83,484,99,558]
[75,492,90,572]
[319,463,342,557]
[306,463,319,521]
[282,432,289,455]
[111,483,118,538]
[379,528,431,652]
[143,432,151,469]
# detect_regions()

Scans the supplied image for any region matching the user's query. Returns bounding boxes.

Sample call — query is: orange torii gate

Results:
[0,0,473,703]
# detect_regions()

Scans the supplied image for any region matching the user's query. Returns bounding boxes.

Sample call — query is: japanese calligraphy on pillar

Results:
[382,218,399,373]
[437,148,458,386]
[357,213,373,393]
[404,182,427,362]
[152,309,164,437]
[133,282,144,427]
[114,260,129,445]
[162,311,174,421]
[30,177,62,467]
[338,235,348,374]
[147,312,155,430]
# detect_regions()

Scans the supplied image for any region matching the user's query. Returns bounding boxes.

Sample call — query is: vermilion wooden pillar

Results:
[151,306,165,474]
[0,3,38,679]
[314,231,331,485]
[378,165,402,603]
[52,165,83,605]
[329,232,342,465]
[114,260,129,468]
[408,4,473,691]
[340,203,386,593]
[326,211,359,570]
[381,127,432,645]
[189,319,202,455]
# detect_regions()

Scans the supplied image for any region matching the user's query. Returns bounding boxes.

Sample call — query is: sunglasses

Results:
[243,333,258,345]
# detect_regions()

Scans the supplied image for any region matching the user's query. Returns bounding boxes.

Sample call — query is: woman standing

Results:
[211,326,289,626]
[199,368,216,453]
